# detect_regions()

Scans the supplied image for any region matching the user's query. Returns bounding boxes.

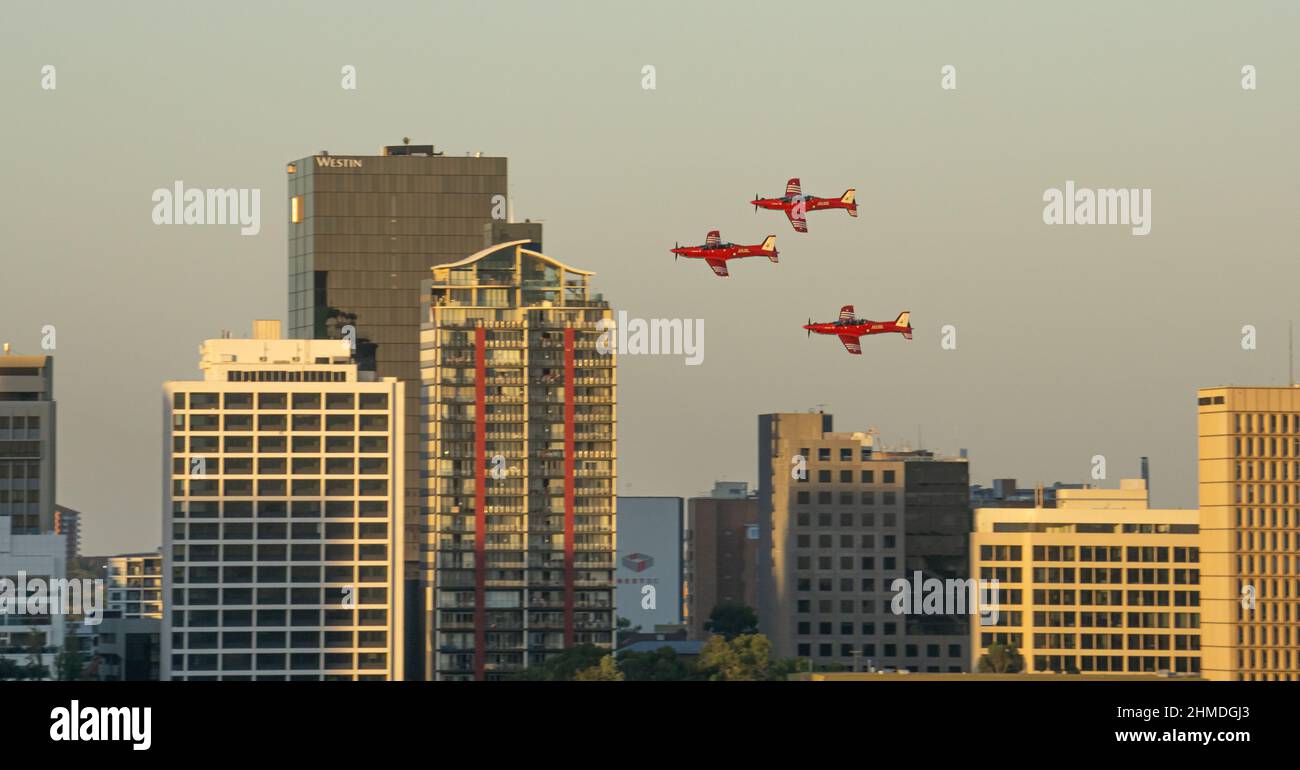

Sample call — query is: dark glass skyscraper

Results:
[286,143,537,679]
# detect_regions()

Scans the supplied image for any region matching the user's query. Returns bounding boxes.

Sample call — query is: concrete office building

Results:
[757,412,971,672]
[420,241,615,680]
[0,353,55,534]
[1198,387,1300,681]
[685,482,759,639]
[971,480,1202,675]
[162,321,405,680]
[106,550,163,619]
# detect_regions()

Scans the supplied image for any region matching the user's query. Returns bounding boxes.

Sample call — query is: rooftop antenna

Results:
[1290,320,1294,387]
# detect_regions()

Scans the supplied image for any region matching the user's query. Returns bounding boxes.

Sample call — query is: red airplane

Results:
[671,230,778,277]
[804,305,912,355]
[753,178,857,232]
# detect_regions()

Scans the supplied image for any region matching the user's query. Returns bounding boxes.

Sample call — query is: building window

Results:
[291,195,304,224]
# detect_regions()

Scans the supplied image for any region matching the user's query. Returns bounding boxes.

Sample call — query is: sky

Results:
[1,1,1297,553]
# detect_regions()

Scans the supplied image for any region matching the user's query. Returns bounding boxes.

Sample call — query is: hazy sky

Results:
[2,1,1297,553]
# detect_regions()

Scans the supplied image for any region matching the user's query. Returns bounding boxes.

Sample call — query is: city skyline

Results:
[2,1,1297,558]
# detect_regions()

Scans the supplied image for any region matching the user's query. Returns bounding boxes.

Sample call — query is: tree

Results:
[0,658,21,681]
[511,644,607,681]
[56,640,86,681]
[976,643,1024,674]
[22,628,49,681]
[696,633,775,681]
[703,603,758,641]
[619,646,699,682]
[574,655,624,681]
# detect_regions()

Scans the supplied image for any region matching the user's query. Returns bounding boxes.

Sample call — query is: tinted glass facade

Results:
[287,151,509,598]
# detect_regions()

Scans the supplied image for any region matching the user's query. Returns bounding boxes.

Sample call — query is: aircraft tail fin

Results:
[895,311,911,339]
[842,189,858,217]
[761,235,778,261]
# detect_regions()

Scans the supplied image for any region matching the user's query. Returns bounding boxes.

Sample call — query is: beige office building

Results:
[971,480,1202,675]
[1198,387,1300,681]
[163,321,405,680]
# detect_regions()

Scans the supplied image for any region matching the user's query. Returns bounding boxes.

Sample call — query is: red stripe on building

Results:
[563,327,576,647]
[474,325,487,680]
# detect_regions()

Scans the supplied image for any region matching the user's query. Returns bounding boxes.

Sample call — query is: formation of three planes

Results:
[671,178,912,355]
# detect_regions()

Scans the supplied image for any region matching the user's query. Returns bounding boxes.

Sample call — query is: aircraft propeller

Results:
[807,318,812,337]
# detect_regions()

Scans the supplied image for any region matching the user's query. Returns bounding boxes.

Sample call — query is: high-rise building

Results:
[162,321,405,680]
[420,240,615,680]
[286,143,508,501]
[615,497,683,631]
[287,144,523,679]
[1198,386,1300,681]
[685,482,759,639]
[106,550,163,619]
[54,505,80,560]
[757,412,971,672]
[971,479,1202,675]
[0,353,55,534]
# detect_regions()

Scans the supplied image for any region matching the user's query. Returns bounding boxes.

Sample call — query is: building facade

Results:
[971,480,1202,675]
[615,497,683,631]
[1198,386,1300,681]
[0,354,55,534]
[685,482,759,639]
[107,550,163,619]
[0,515,66,678]
[162,321,405,680]
[54,505,80,561]
[757,412,971,672]
[420,241,615,680]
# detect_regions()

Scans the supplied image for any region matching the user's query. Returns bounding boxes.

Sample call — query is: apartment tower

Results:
[162,321,405,680]
[420,241,615,680]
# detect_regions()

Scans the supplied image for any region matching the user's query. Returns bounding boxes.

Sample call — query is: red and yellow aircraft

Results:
[804,305,911,355]
[671,230,778,277]
[753,178,857,232]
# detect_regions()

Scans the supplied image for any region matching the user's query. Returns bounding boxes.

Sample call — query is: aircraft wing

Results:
[785,206,808,233]
[838,334,862,355]
[705,258,730,277]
